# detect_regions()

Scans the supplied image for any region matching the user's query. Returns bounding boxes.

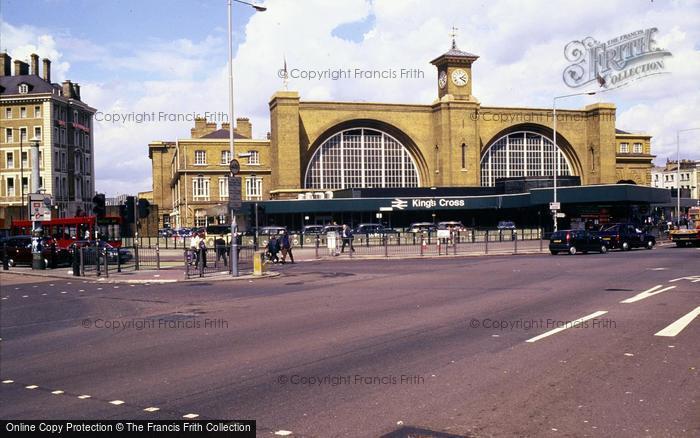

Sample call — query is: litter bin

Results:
[253,251,266,276]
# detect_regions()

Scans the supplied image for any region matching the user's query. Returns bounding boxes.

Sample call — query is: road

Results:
[1,246,698,437]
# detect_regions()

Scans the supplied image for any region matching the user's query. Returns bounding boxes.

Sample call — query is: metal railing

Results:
[78,245,160,277]
[183,245,255,279]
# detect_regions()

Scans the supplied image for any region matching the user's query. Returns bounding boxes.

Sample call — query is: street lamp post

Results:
[675,128,700,226]
[552,91,596,232]
[227,0,266,277]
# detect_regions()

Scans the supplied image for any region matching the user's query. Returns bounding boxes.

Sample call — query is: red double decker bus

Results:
[10,216,122,249]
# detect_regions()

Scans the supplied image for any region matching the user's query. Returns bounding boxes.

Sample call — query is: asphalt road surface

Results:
[1,246,698,437]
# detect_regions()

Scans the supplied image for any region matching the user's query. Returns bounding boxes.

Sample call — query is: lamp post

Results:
[675,128,700,226]
[552,91,596,232]
[227,0,266,276]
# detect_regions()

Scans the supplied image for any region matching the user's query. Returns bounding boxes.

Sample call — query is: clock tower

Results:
[431,34,479,101]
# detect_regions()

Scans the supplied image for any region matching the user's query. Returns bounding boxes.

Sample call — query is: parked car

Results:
[437,221,466,232]
[0,235,71,267]
[355,223,385,235]
[408,222,437,234]
[598,223,655,250]
[549,230,608,255]
[302,225,325,235]
[497,220,516,230]
[158,228,173,238]
[258,226,288,236]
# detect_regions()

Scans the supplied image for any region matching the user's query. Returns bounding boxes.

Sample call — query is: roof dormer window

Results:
[19,84,29,94]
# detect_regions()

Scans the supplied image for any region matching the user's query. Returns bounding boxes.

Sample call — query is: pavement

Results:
[0,245,698,437]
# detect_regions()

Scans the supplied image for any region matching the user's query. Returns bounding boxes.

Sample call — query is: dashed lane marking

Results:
[109,400,125,405]
[275,431,293,436]
[25,385,38,389]
[620,285,676,304]
[526,311,609,343]
[143,407,160,412]
[51,390,64,395]
[2,380,14,384]
[182,414,199,419]
[655,306,700,337]
[78,395,91,399]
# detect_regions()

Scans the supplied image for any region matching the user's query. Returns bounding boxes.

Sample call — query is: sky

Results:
[1,0,699,197]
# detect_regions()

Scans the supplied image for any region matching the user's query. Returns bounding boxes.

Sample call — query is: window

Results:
[245,176,263,200]
[7,177,14,196]
[19,84,28,94]
[22,177,28,194]
[20,127,27,142]
[34,126,41,141]
[21,151,28,168]
[20,107,27,118]
[221,150,231,165]
[633,143,642,153]
[5,129,12,143]
[620,143,629,153]
[248,150,260,165]
[194,150,206,165]
[6,152,14,168]
[461,143,466,169]
[5,108,11,119]
[304,128,420,189]
[194,210,207,227]
[219,177,229,200]
[480,131,573,186]
[192,176,210,200]
[34,106,41,118]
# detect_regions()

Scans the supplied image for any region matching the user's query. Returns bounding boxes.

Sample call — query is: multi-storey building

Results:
[149,117,270,228]
[0,52,96,226]
[651,160,699,199]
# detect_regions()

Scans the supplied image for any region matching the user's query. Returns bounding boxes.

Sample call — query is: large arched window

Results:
[480,131,573,186]
[304,128,420,189]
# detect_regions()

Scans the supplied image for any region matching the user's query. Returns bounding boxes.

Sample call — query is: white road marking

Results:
[79,289,85,292]
[1,297,7,300]
[51,390,64,395]
[526,311,608,343]
[41,293,47,296]
[654,306,700,337]
[109,400,125,405]
[60,291,67,294]
[25,385,38,389]
[274,431,293,436]
[143,407,160,412]
[182,414,199,419]
[2,380,14,384]
[97,288,102,290]
[22,295,28,298]
[624,353,634,357]
[647,267,667,271]
[620,285,676,304]
[669,276,700,283]
[113,286,119,289]
[49,284,55,286]
[78,395,91,399]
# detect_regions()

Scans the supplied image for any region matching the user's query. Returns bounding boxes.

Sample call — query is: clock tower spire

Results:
[431,29,479,101]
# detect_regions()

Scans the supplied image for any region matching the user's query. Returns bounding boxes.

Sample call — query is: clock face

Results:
[229,159,240,175]
[451,68,468,87]
[438,71,447,89]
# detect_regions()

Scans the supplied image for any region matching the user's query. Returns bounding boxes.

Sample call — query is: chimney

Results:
[235,117,252,139]
[62,80,74,98]
[191,117,209,138]
[222,122,231,131]
[14,59,29,76]
[74,83,81,100]
[42,58,51,82]
[30,53,39,75]
[0,52,11,76]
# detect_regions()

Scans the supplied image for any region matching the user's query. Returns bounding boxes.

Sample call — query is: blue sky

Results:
[2,0,699,196]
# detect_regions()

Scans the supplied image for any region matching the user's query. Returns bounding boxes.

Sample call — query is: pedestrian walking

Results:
[266,235,280,263]
[215,235,227,266]
[190,232,201,266]
[198,234,208,268]
[280,230,295,264]
[341,224,355,253]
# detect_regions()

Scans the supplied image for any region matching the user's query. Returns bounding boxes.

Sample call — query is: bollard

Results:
[2,243,8,270]
[253,251,266,276]
[156,245,161,270]
[315,235,320,259]
[420,236,425,256]
[72,248,80,276]
[117,247,122,272]
[384,235,388,258]
[103,248,109,277]
[80,247,85,276]
[96,248,101,277]
[514,233,518,254]
[485,230,489,254]
[134,245,140,271]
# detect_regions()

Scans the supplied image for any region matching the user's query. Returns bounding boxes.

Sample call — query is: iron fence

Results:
[78,245,160,277]
[183,245,256,279]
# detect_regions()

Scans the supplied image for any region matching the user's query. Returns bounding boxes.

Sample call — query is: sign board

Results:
[375,213,382,219]
[556,212,566,218]
[228,177,242,211]
[379,207,393,212]
[437,229,451,239]
[28,193,52,222]
[549,202,561,211]
[387,198,467,211]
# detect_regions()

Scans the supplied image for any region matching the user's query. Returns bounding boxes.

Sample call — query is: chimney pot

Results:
[14,59,29,76]
[30,54,39,75]
[0,52,11,76]
[42,58,51,82]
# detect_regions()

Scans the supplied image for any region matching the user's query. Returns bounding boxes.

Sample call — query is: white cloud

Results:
[3,0,699,197]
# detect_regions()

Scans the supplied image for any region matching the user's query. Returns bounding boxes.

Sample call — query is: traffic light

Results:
[124,196,135,224]
[92,193,106,218]
[138,198,151,219]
